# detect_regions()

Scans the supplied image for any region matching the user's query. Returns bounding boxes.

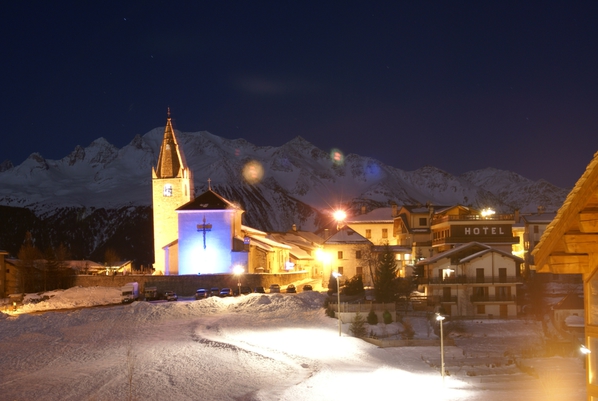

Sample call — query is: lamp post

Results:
[233,265,244,296]
[332,271,342,336]
[436,313,446,383]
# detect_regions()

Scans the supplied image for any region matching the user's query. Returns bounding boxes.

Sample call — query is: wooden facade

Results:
[533,150,598,401]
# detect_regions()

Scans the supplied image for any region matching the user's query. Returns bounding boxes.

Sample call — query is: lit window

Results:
[382,228,388,238]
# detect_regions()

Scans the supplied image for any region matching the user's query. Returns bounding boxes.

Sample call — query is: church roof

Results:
[154,109,188,179]
[177,189,240,211]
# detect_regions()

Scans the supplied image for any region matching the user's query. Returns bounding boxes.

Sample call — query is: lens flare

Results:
[330,148,344,165]
[242,160,264,184]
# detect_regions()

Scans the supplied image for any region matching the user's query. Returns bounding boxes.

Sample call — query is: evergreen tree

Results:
[374,244,398,303]
[343,274,365,296]
[350,312,367,338]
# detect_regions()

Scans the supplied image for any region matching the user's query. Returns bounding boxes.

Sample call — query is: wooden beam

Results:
[548,252,589,274]
[579,209,598,233]
[564,232,598,253]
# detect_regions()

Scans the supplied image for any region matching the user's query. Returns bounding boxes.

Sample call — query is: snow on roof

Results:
[346,207,394,223]
[324,226,371,244]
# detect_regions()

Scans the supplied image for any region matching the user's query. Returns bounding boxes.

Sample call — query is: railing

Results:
[418,276,522,285]
[432,214,514,225]
[432,235,519,245]
[470,295,516,303]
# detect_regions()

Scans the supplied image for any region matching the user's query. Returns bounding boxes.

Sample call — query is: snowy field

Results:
[0,286,587,401]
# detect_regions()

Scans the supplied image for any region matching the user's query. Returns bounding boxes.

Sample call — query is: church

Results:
[151,110,294,276]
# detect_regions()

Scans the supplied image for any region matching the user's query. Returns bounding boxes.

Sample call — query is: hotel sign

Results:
[452,224,511,237]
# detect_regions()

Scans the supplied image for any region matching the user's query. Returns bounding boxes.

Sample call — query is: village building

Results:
[532,150,598,401]
[430,205,518,253]
[320,225,373,287]
[416,242,522,317]
[345,206,397,245]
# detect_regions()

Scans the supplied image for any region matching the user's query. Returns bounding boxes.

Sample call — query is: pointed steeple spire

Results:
[155,108,183,178]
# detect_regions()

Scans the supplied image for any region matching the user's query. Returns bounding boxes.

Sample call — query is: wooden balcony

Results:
[432,214,514,225]
[433,235,519,246]
[470,295,516,303]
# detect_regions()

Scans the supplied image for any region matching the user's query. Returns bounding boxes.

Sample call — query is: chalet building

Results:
[430,205,518,253]
[417,242,523,317]
[532,150,598,401]
[345,206,397,245]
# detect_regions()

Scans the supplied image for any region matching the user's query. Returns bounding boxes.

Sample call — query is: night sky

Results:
[2,1,598,189]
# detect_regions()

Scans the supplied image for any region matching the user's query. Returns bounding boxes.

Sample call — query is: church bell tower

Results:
[152,109,194,274]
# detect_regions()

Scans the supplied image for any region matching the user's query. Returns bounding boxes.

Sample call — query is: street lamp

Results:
[333,210,346,230]
[332,271,342,336]
[436,313,446,383]
[233,265,244,296]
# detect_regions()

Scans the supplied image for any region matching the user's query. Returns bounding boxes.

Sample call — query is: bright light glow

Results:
[481,208,496,218]
[330,148,344,165]
[333,210,347,222]
[242,160,264,184]
[233,265,244,275]
[436,313,445,321]
[315,248,331,263]
[332,271,342,278]
[581,344,591,355]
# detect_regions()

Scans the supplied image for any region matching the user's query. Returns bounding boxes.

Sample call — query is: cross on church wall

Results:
[197,215,212,249]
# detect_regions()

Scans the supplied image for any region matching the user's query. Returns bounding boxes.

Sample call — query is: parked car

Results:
[164,291,178,301]
[210,287,220,297]
[286,284,297,293]
[195,288,208,300]
[302,284,313,292]
[239,286,252,295]
[269,284,281,293]
[219,288,233,297]
[254,286,266,294]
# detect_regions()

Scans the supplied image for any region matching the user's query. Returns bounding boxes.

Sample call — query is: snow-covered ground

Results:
[0,286,587,400]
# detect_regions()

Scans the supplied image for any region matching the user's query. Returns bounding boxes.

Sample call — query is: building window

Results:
[533,225,539,233]
[338,266,344,275]
[338,251,343,259]
[365,229,371,239]
[419,217,427,226]
[356,266,363,276]
[163,184,173,197]
[355,250,362,259]
[477,305,485,314]
[382,228,388,238]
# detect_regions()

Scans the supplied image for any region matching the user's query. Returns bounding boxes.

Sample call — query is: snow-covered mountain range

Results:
[0,127,569,262]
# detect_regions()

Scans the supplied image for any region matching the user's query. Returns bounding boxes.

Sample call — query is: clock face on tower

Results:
[163,184,173,197]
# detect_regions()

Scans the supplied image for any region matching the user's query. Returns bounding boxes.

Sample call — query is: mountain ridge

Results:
[0,128,568,262]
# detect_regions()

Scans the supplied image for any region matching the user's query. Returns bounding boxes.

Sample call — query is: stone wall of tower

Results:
[152,175,192,275]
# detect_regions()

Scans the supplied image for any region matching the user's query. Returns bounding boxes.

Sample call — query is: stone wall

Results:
[73,272,311,296]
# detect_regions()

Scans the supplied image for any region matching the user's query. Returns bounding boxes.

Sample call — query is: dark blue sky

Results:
[2,1,598,188]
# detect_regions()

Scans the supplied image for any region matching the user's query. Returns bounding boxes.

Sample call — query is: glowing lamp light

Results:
[481,208,495,218]
[581,344,591,355]
[333,210,347,222]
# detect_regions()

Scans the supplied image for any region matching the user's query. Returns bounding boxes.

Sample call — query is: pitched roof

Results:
[346,207,394,223]
[324,226,371,244]
[552,293,584,310]
[177,189,240,211]
[154,110,188,179]
[416,242,490,265]
[533,150,598,272]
